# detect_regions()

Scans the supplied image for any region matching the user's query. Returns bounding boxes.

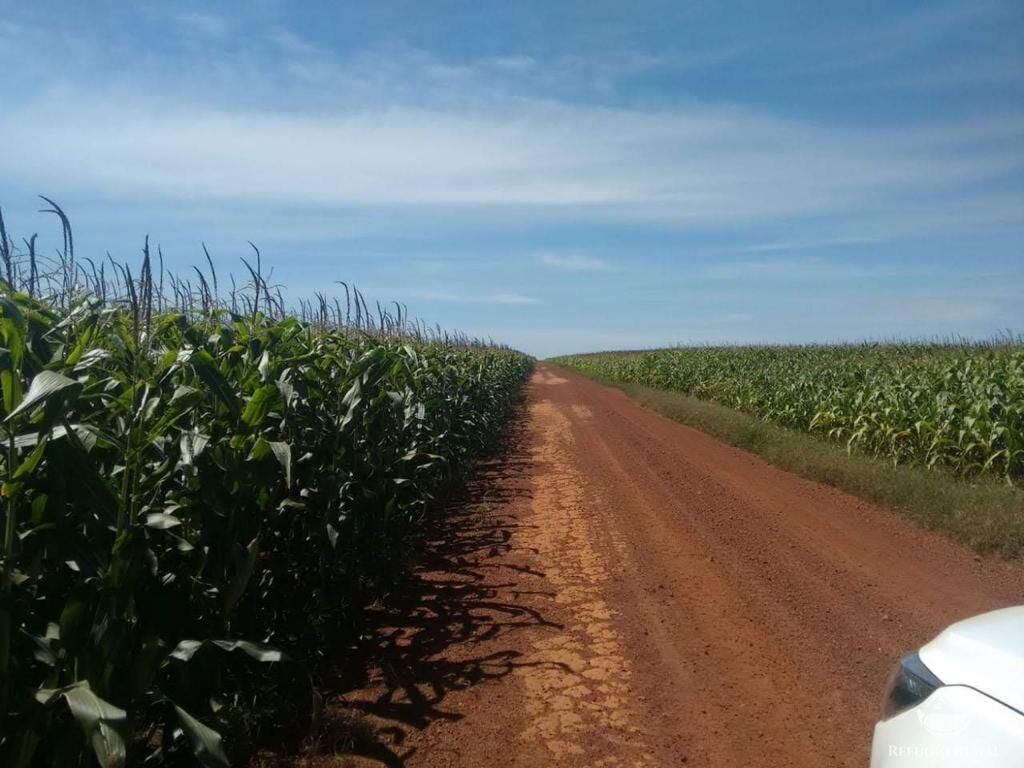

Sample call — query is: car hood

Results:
[919,606,1024,714]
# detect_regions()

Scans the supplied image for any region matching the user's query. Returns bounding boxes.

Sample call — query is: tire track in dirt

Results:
[311,365,1022,767]
[515,397,655,766]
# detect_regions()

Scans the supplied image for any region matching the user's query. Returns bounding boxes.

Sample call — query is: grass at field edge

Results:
[575,374,1024,559]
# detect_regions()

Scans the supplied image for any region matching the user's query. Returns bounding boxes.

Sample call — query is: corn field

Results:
[556,343,1024,482]
[0,202,531,766]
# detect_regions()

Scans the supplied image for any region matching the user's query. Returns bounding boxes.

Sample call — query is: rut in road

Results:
[326,365,1023,768]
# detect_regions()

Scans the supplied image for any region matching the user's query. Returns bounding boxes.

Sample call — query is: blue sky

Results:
[0,1,1021,357]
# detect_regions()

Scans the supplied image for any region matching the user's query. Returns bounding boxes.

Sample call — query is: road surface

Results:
[332,364,1023,767]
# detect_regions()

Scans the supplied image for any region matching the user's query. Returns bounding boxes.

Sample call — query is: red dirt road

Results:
[327,365,1023,767]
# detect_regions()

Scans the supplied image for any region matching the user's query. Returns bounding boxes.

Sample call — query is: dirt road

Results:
[330,365,1023,767]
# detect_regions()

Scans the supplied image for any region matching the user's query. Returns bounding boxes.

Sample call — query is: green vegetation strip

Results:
[0,208,531,766]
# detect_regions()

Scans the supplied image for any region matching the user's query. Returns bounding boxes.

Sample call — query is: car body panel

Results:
[871,685,1024,767]
[918,606,1024,715]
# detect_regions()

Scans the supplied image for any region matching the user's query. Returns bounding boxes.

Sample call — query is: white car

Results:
[871,606,1024,766]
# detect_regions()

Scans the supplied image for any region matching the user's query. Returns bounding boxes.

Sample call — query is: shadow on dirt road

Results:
[294,408,566,767]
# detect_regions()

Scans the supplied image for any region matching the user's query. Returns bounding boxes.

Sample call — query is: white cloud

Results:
[3,92,1021,229]
[536,252,613,271]
[0,24,1022,234]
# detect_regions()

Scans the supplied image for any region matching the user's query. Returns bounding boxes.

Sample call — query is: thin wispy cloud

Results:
[488,293,541,305]
[3,94,1021,228]
[1,17,1019,232]
[735,237,886,254]
[536,252,613,272]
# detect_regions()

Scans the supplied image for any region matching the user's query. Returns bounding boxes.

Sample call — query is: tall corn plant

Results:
[557,342,1024,482]
[0,205,532,767]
